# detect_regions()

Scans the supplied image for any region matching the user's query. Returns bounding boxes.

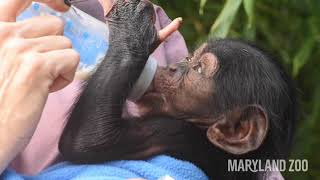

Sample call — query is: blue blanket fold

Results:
[2,155,208,180]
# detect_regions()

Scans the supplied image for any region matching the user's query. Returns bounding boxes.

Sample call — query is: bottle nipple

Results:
[128,57,158,102]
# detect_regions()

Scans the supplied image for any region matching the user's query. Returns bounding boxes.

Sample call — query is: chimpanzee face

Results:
[137,44,218,123]
[136,40,276,156]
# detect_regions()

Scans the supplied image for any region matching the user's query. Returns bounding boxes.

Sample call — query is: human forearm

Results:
[0,75,48,173]
[0,0,79,173]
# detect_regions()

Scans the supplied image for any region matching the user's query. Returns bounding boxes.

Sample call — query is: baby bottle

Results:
[18,2,157,101]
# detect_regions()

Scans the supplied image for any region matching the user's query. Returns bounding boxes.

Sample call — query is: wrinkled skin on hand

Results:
[107,0,159,56]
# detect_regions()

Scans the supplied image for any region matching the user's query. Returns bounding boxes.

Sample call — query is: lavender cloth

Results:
[10,0,188,175]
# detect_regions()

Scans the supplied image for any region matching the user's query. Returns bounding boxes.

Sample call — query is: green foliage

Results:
[153,0,320,179]
[199,0,207,15]
[209,0,242,38]
[292,37,316,77]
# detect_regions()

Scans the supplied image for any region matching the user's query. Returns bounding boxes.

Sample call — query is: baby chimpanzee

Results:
[59,0,298,179]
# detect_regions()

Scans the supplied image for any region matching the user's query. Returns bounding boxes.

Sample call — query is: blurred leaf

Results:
[309,85,320,125]
[209,0,243,38]
[199,0,207,15]
[243,23,256,40]
[292,37,316,77]
[308,16,320,40]
[244,0,255,28]
[243,0,256,40]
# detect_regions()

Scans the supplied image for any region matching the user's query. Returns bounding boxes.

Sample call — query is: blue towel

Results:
[2,155,208,180]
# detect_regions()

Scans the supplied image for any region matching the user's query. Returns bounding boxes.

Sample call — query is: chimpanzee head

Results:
[137,39,298,158]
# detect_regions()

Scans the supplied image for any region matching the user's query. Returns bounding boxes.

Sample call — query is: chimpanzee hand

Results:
[106,0,159,56]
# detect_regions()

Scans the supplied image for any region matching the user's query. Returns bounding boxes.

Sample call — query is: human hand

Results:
[0,0,69,22]
[0,0,79,173]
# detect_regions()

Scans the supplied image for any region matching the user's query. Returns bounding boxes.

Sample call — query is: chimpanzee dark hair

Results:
[200,39,298,179]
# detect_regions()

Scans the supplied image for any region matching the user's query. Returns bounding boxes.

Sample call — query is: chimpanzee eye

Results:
[193,62,202,74]
[197,66,202,74]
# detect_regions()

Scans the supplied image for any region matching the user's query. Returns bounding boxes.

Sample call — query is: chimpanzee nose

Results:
[168,64,178,73]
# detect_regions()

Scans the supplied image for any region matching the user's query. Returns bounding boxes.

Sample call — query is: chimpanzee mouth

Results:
[139,79,165,100]
[142,80,158,96]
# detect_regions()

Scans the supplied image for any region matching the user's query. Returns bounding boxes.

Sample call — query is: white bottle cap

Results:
[128,57,158,101]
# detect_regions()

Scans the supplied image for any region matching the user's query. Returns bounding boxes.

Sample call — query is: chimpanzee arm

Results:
[59,0,158,163]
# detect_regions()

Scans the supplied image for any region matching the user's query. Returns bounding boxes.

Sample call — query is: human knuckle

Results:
[23,53,44,72]
[46,16,64,33]
[0,22,14,38]
[69,50,80,65]
[5,38,29,53]
[26,53,42,64]
[61,37,73,48]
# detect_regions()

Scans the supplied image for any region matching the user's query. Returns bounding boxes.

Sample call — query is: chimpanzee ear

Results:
[206,105,269,155]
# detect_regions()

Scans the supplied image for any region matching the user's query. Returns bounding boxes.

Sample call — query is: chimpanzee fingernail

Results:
[65,0,89,6]
[64,0,71,6]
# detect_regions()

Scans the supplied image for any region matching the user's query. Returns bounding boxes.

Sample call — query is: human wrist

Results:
[0,123,31,174]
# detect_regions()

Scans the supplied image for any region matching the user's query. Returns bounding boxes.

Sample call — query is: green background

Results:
[152,0,320,179]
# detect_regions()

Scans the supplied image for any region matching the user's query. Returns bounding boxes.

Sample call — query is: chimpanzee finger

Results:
[106,0,125,18]
[115,0,126,6]
[158,17,183,42]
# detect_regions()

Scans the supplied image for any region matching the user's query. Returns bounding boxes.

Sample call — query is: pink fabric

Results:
[10,0,188,175]
[10,81,82,175]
